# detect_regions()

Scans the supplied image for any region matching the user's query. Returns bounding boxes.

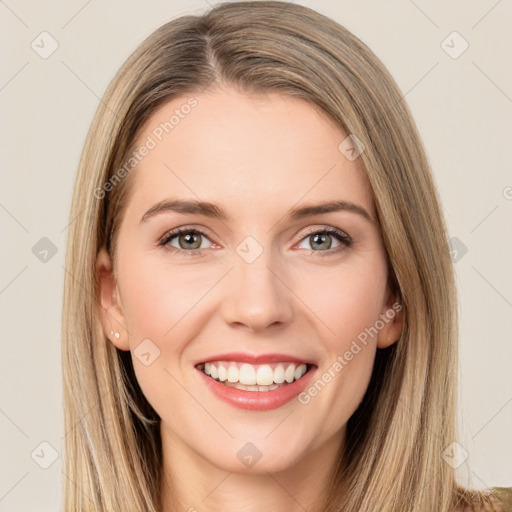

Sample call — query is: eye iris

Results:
[311,233,332,250]
[179,232,201,250]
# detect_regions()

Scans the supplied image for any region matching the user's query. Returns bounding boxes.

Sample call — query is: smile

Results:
[197,361,311,391]
[195,357,317,411]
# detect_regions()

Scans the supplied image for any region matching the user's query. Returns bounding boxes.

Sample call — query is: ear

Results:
[376,285,404,349]
[96,246,130,351]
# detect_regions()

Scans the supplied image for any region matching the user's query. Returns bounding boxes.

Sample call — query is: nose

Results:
[220,246,294,332]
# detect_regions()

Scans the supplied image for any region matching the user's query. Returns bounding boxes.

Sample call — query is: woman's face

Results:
[98,87,402,474]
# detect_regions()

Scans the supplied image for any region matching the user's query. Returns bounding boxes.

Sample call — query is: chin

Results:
[197,433,311,475]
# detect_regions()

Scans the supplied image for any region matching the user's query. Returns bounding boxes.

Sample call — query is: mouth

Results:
[194,356,317,411]
[195,361,314,392]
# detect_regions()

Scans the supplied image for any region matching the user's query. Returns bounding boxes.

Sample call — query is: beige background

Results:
[1,0,511,510]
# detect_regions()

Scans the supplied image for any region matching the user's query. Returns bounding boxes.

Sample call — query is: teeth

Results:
[227,366,238,383]
[223,381,280,392]
[239,364,256,385]
[294,365,305,381]
[256,365,274,386]
[200,361,308,387]
[218,365,227,382]
[285,365,295,383]
[273,364,285,384]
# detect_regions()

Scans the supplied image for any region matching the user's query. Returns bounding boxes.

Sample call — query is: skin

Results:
[97,86,403,511]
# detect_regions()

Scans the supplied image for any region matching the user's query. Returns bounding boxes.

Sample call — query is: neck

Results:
[160,423,345,512]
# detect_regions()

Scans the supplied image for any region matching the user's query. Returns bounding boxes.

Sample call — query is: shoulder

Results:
[489,487,512,512]
[455,487,512,512]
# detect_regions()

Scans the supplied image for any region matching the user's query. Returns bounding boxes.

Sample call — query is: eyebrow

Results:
[140,198,375,224]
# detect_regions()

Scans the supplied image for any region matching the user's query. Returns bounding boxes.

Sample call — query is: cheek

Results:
[115,253,218,407]
[293,260,386,425]
[298,260,388,350]
[117,253,214,342]
[115,254,207,418]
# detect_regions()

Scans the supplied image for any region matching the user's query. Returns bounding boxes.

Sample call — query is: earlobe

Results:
[376,290,404,349]
[378,334,399,349]
[96,246,130,351]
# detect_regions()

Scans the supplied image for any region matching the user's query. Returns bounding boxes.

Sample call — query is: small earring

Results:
[110,330,120,339]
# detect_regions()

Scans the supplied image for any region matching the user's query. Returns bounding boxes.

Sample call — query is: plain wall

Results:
[0,1,511,510]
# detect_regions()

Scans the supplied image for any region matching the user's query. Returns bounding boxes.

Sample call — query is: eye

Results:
[296,227,352,255]
[158,226,352,257]
[159,228,214,256]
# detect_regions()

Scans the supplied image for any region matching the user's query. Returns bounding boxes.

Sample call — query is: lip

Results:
[194,352,315,366]
[196,363,317,411]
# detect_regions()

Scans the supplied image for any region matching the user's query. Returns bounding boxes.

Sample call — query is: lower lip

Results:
[196,365,317,411]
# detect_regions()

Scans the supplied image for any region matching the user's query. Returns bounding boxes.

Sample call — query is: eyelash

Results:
[158,226,353,257]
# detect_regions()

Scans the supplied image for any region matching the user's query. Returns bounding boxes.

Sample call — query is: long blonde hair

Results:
[62,2,500,510]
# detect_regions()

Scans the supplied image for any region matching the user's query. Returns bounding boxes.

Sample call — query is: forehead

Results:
[126,87,375,221]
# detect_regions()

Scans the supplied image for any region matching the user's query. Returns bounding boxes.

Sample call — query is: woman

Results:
[61,1,511,510]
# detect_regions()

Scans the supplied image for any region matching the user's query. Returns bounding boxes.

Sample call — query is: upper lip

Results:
[194,352,316,366]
